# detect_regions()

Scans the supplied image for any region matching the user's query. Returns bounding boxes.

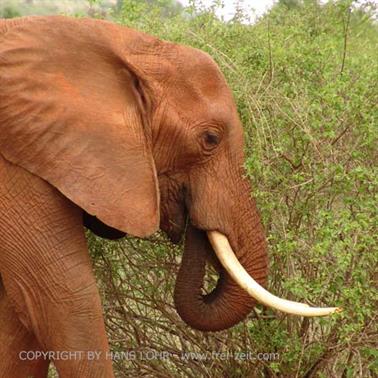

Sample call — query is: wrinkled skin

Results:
[0,16,267,377]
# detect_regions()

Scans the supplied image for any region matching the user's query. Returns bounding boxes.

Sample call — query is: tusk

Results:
[207,231,342,317]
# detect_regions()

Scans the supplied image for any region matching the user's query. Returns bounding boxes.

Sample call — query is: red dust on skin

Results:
[0,15,268,376]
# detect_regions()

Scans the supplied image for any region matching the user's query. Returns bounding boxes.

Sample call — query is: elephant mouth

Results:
[163,197,340,318]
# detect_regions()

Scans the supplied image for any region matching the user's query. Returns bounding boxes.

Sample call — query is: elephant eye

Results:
[204,132,219,145]
[202,130,221,150]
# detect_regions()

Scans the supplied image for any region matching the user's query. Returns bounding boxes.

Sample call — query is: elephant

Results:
[0,16,339,377]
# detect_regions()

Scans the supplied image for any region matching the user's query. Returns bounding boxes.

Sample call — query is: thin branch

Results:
[267,17,274,82]
[340,7,351,75]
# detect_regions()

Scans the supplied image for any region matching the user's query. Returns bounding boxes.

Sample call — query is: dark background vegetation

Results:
[2,0,377,377]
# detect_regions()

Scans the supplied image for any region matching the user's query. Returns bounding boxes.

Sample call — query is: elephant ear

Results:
[0,16,159,237]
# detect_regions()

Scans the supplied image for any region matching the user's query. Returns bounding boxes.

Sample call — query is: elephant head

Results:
[0,16,338,333]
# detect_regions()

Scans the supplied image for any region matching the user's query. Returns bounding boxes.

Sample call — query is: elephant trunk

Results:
[174,187,268,332]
